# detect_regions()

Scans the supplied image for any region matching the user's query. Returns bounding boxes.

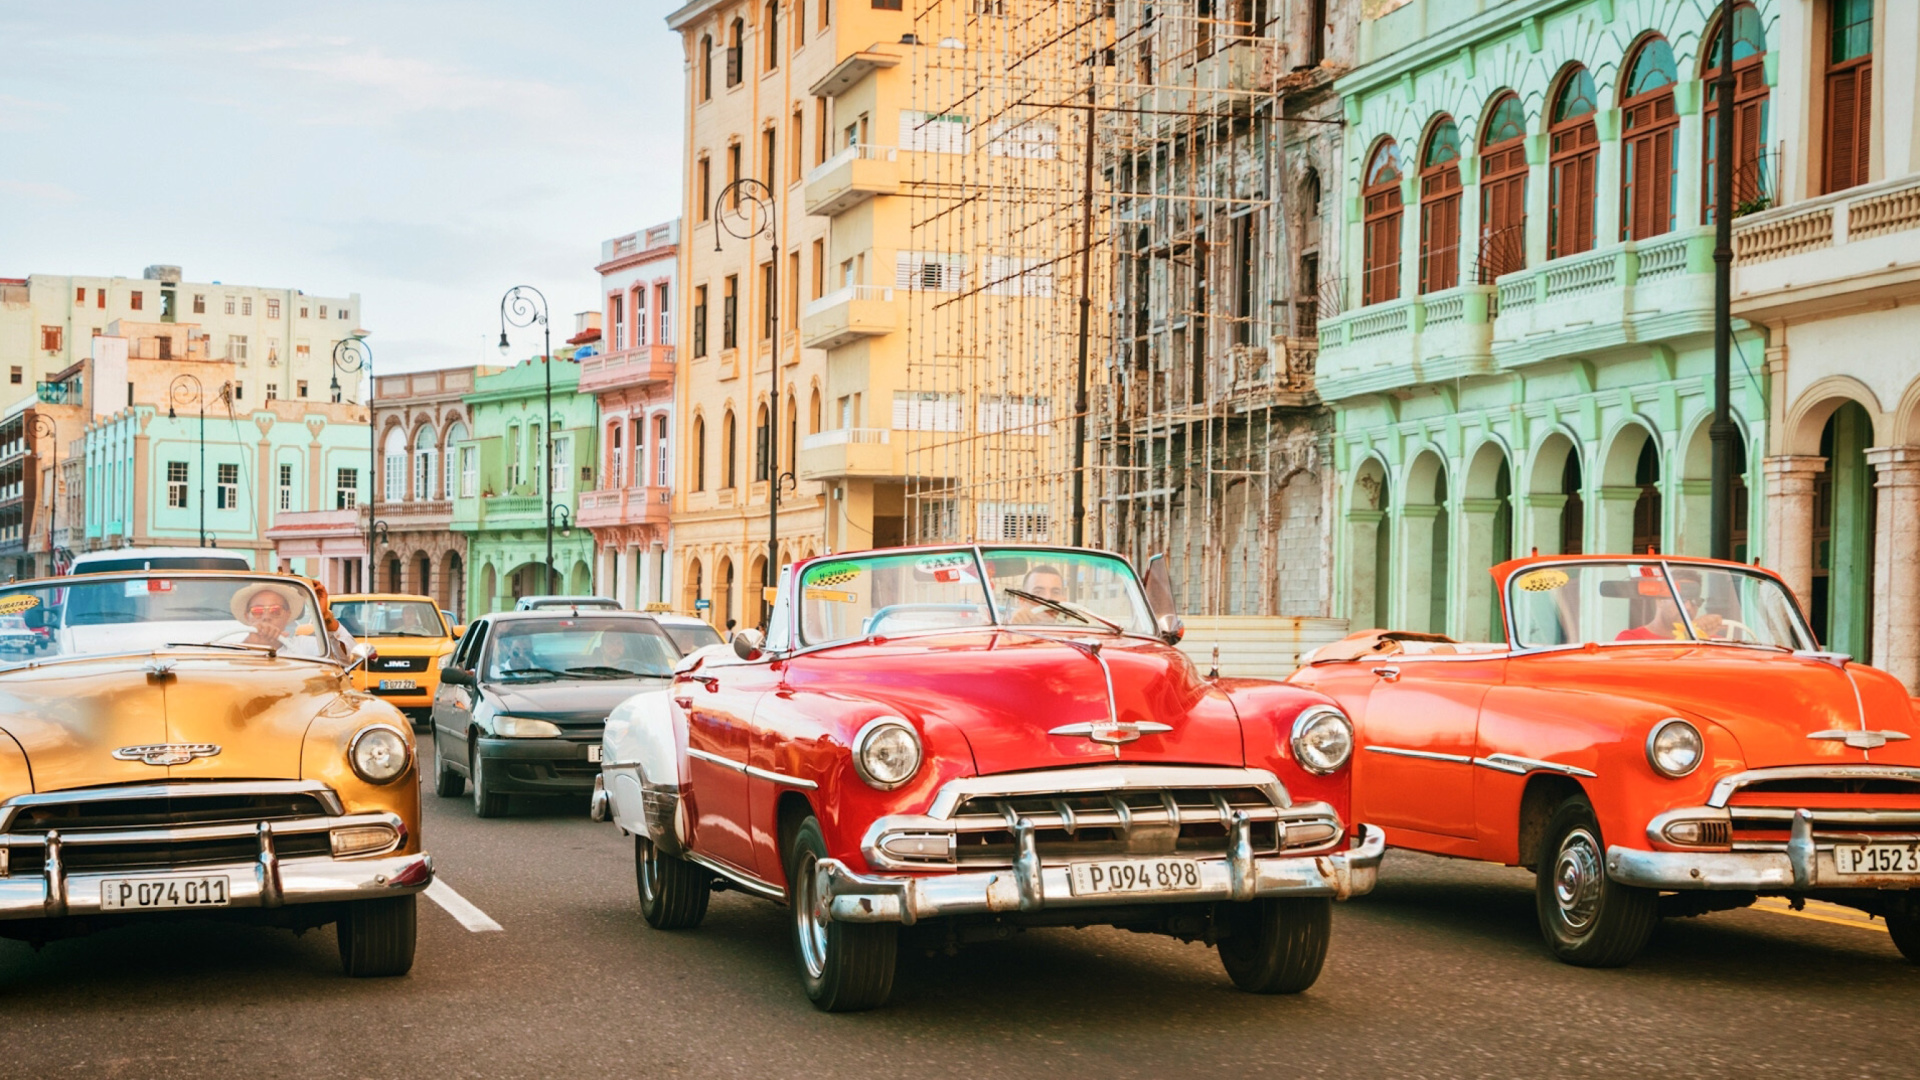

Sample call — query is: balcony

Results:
[1734,174,1920,321]
[476,494,547,528]
[1315,285,1497,401]
[801,285,898,350]
[797,427,896,481]
[578,344,675,395]
[804,144,899,217]
[576,485,671,530]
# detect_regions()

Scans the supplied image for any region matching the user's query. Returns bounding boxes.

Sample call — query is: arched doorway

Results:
[684,557,704,620]
[1404,450,1450,635]
[414,551,432,598]
[1599,423,1660,554]
[568,559,592,596]
[1813,402,1876,657]
[385,554,403,593]
[715,556,735,630]
[1526,432,1584,556]
[442,550,465,619]
[479,562,497,616]
[1347,458,1390,628]
[747,554,768,628]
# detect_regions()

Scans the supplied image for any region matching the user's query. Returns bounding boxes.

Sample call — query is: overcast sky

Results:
[1,1,685,373]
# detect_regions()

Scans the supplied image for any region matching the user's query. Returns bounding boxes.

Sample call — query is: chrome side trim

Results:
[0,780,346,831]
[1365,745,1472,764]
[1472,753,1597,779]
[744,764,818,790]
[1707,765,1920,808]
[924,765,1292,818]
[685,851,785,902]
[686,747,745,773]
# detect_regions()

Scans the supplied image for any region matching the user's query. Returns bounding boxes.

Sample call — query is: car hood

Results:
[486,677,670,723]
[786,630,1244,775]
[0,655,348,791]
[1514,646,1920,768]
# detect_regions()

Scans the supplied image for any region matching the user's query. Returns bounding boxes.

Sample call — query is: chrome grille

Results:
[947,787,1291,866]
[1,788,335,834]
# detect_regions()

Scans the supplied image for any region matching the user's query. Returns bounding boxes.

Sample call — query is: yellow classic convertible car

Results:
[332,593,461,729]
[0,570,431,976]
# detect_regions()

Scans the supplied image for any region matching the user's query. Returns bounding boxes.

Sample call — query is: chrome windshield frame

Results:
[0,570,345,668]
[1500,557,1818,655]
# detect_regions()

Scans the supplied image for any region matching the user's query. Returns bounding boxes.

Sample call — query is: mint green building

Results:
[450,357,600,614]
[1315,0,1776,642]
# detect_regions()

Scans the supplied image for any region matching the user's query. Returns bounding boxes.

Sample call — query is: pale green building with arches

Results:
[1317,0,1776,642]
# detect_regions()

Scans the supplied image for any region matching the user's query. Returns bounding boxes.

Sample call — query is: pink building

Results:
[578,220,678,608]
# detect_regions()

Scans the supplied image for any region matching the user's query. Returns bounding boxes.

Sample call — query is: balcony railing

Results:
[801,427,890,451]
[801,286,898,349]
[805,143,897,185]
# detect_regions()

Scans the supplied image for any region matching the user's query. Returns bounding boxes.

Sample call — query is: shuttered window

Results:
[1419,118,1462,294]
[1824,0,1873,194]
[895,251,968,292]
[1620,37,1679,241]
[898,110,971,154]
[892,391,963,432]
[1477,93,1529,281]
[1702,3,1771,221]
[1361,140,1404,306]
[1548,67,1599,260]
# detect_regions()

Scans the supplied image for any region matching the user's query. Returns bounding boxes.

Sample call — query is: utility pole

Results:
[1708,0,1739,561]
[1071,80,1097,548]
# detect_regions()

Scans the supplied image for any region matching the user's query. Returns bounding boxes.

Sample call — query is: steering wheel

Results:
[1710,618,1757,643]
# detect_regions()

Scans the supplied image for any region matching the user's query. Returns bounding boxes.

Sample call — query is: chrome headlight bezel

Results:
[1646,717,1704,778]
[348,723,412,785]
[495,715,564,738]
[1290,705,1354,775]
[852,716,922,791]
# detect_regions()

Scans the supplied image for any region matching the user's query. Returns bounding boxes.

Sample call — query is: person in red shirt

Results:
[1615,569,1725,641]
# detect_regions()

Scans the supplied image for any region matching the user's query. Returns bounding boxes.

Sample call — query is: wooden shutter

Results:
[1421,190,1460,293]
[1826,67,1860,193]
[1363,187,1402,306]
[1856,63,1873,187]
[1571,150,1596,254]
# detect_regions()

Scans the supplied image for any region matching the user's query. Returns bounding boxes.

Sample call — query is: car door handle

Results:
[1371,665,1401,682]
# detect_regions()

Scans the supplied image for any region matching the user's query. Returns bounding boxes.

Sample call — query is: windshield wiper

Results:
[166,641,280,657]
[564,665,665,679]
[496,665,565,680]
[1001,588,1125,633]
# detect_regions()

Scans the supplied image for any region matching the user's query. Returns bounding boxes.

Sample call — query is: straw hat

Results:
[228,582,308,623]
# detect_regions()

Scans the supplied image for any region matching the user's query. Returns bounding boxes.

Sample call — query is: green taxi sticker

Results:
[805,561,861,587]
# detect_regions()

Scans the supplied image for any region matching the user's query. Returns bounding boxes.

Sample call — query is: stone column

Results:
[615,542,634,608]
[1345,509,1384,628]
[1674,478,1713,557]
[1519,492,1568,556]
[1399,505,1440,634]
[1763,455,1827,616]
[1866,447,1920,692]
[1595,487,1643,555]
[1459,497,1504,642]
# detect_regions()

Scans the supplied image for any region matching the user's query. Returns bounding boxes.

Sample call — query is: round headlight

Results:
[349,724,411,785]
[853,717,922,790]
[1290,705,1354,775]
[1647,718,1704,778]
[495,715,563,738]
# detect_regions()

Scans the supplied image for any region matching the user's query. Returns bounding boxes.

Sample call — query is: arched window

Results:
[808,387,822,434]
[654,414,670,486]
[699,33,713,101]
[753,403,770,482]
[1548,66,1599,259]
[1703,2,1770,220]
[764,0,779,71]
[607,422,624,488]
[412,424,437,501]
[382,426,407,503]
[1419,117,1462,294]
[1478,93,1529,281]
[1824,0,1872,193]
[723,409,738,488]
[693,416,707,491]
[726,18,744,87]
[1361,139,1404,306]
[442,419,466,499]
[784,393,798,474]
[1620,36,1679,241]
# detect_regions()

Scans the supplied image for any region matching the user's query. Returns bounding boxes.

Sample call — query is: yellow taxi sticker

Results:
[1516,569,1569,592]
[0,595,39,615]
[804,587,857,603]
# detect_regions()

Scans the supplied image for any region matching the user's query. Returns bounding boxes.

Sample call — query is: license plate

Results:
[587,744,602,763]
[378,679,418,690]
[1833,842,1920,875]
[1069,857,1202,896]
[101,875,231,910]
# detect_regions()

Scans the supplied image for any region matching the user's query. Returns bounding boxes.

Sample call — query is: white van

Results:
[67,547,253,575]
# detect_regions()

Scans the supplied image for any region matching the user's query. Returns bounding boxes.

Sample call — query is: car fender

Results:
[601,687,687,852]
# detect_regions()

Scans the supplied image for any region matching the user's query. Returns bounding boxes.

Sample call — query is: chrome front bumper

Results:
[1611,808,1920,892]
[817,823,1385,925]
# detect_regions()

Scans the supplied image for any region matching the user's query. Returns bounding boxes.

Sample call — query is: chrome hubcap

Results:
[638,839,658,904]
[794,852,829,979]
[1553,827,1604,933]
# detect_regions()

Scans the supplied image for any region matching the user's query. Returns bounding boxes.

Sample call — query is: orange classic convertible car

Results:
[1291,554,1919,967]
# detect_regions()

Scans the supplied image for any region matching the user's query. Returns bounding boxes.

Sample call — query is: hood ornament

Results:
[1049,720,1173,746]
[1808,729,1911,751]
[113,743,222,766]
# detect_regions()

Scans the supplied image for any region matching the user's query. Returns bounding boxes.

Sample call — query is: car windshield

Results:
[483,617,679,682]
[796,547,1155,645]
[1507,561,1814,651]
[662,621,724,655]
[0,574,337,663]
[335,599,444,638]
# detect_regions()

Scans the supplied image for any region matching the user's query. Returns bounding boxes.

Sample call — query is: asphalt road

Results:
[2,781,1915,1080]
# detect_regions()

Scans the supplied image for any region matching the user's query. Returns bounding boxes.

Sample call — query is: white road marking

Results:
[425,879,503,933]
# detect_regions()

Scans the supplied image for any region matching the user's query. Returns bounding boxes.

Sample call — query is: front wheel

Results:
[636,834,711,929]
[786,816,897,1011]
[471,745,507,818]
[1535,797,1658,967]
[337,895,417,977]
[1887,911,1920,964]
[1216,897,1331,993]
[433,736,464,798]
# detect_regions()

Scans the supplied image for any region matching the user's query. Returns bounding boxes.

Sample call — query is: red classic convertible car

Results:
[1291,554,1920,967]
[597,545,1383,1010]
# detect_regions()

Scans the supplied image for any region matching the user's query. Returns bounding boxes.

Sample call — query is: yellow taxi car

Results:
[0,570,430,975]
[332,594,460,729]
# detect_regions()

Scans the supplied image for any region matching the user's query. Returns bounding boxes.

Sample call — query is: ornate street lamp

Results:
[27,414,57,577]
[712,176,780,630]
[332,336,375,584]
[499,286,556,593]
[167,374,208,546]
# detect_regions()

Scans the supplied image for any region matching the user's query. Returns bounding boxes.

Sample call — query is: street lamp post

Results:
[712,177,779,630]
[27,414,57,576]
[1708,0,1739,561]
[499,287,556,594]
[167,374,207,546]
[549,505,574,588]
[332,336,375,586]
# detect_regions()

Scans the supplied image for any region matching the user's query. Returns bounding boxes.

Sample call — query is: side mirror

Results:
[1157,613,1185,646]
[732,627,765,661]
[441,666,474,687]
[344,642,377,675]
[1141,553,1177,620]
[452,624,467,639]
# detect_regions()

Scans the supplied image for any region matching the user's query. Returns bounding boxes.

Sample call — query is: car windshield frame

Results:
[0,571,345,667]
[1502,557,1818,653]
[333,599,447,639]
[790,545,1158,649]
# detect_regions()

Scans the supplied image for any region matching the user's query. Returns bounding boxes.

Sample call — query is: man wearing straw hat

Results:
[229,581,311,652]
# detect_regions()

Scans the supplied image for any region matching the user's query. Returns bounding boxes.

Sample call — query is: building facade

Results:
[450,357,599,615]
[580,222,679,610]
[1316,0,1774,642]
[371,365,493,616]
[1732,0,1920,690]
